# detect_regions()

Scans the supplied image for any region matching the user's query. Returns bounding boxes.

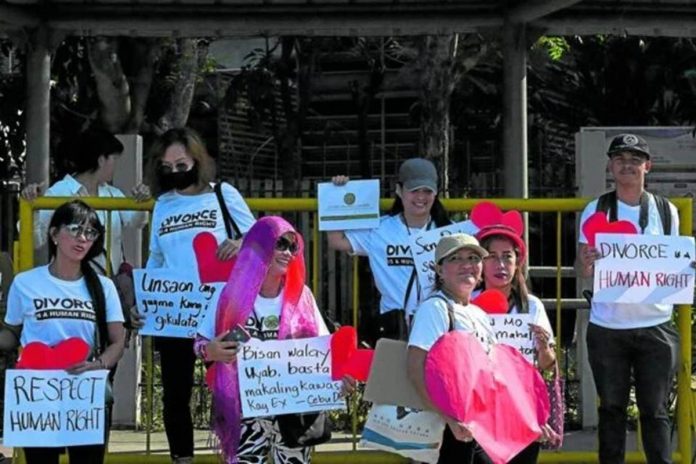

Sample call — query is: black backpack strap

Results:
[595,191,617,222]
[652,193,672,235]
[214,181,242,240]
[429,294,456,332]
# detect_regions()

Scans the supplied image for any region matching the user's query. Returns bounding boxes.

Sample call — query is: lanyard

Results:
[401,215,433,310]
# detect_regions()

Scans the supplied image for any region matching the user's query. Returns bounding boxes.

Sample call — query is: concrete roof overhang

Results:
[1,0,695,38]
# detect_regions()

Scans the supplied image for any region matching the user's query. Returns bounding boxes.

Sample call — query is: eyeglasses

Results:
[159,162,193,174]
[610,155,647,166]
[63,224,100,241]
[483,253,516,265]
[275,236,299,255]
[443,254,482,266]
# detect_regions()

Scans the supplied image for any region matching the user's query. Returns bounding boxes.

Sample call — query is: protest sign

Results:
[488,314,535,363]
[3,369,108,447]
[133,268,223,338]
[237,335,344,418]
[317,179,380,231]
[593,233,695,304]
[410,221,479,294]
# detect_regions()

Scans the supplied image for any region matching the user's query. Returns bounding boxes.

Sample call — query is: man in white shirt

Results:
[578,134,680,464]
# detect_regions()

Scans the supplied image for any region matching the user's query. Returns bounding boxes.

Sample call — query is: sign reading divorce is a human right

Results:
[133,268,223,338]
[3,369,108,447]
[593,233,695,304]
[237,335,344,418]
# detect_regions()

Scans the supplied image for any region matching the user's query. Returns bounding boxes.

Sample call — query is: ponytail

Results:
[81,260,108,353]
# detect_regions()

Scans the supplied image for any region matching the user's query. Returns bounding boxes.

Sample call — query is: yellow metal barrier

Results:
[15,196,693,464]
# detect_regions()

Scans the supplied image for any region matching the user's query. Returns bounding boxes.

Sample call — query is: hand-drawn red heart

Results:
[17,337,91,370]
[425,331,549,464]
[582,212,638,247]
[472,289,509,314]
[330,326,374,382]
[471,201,524,236]
[193,232,235,284]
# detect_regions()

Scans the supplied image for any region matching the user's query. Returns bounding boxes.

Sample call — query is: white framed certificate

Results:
[317,179,380,231]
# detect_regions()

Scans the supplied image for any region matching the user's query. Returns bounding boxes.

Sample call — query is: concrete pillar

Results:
[111,134,144,427]
[25,26,51,186]
[502,22,528,199]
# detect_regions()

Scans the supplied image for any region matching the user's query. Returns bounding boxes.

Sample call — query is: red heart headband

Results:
[471,201,527,263]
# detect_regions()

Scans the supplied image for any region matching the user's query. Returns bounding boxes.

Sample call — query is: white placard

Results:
[317,179,380,231]
[593,233,695,304]
[237,335,344,418]
[3,369,108,447]
[133,268,224,338]
[489,314,535,363]
[410,221,479,295]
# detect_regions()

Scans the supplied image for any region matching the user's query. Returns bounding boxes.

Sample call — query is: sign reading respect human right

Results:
[3,369,108,447]
[593,233,695,304]
[133,268,223,338]
[237,335,344,418]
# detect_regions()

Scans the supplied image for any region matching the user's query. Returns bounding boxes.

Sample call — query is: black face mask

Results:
[159,164,199,192]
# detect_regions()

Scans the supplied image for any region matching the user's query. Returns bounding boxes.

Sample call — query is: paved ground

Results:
[0,428,644,461]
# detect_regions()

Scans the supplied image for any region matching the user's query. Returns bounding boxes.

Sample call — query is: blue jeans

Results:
[587,322,679,464]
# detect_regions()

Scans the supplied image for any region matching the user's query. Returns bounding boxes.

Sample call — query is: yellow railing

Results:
[16,196,694,464]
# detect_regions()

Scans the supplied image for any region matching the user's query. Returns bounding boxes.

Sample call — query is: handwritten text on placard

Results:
[133,268,223,338]
[410,221,478,296]
[3,369,108,447]
[237,335,344,418]
[593,233,695,304]
[488,314,535,362]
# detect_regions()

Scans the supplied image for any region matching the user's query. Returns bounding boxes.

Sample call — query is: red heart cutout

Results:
[17,338,91,370]
[331,326,374,382]
[425,332,549,464]
[582,212,638,247]
[193,232,234,284]
[471,201,524,236]
[472,289,509,314]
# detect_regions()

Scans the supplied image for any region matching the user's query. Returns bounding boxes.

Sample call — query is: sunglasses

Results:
[63,224,100,242]
[159,162,193,174]
[275,236,300,255]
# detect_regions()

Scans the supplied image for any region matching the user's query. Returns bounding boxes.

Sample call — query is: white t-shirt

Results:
[346,215,439,316]
[147,183,255,270]
[32,174,148,272]
[578,195,680,329]
[5,265,124,348]
[471,289,555,345]
[408,291,497,353]
[198,287,330,341]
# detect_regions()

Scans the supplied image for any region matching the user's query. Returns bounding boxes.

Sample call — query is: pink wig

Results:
[210,216,319,463]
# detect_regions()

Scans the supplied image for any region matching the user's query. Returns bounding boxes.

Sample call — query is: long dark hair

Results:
[479,234,529,313]
[66,127,124,174]
[48,200,109,351]
[388,190,451,227]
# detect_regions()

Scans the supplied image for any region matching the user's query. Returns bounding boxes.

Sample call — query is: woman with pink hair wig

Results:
[194,216,330,464]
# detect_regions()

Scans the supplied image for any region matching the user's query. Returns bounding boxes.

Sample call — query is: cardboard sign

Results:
[3,369,108,447]
[237,335,344,418]
[593,233,695,304]
[133,268,224,338]
[410,221,479,295]
[489,314,535,363]
[317,179,380,231]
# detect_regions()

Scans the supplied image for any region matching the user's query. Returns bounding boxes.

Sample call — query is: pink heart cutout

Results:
[193,232,235,284]
[17,337,91,370]
[472,289,509,314]
[582,212,638,247]
[425,331,550,464]
[330,326,374,382]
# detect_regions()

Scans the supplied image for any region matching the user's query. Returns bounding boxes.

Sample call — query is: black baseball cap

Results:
[607,134,651,159]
